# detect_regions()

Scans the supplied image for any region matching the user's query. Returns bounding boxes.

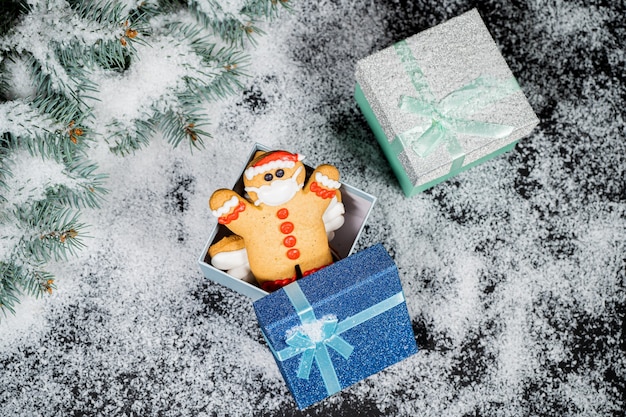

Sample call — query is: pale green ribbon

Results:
[392,40,521,173]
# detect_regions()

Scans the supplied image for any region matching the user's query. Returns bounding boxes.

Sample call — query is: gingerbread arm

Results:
[305,164,341,201]
[209,189,253,230]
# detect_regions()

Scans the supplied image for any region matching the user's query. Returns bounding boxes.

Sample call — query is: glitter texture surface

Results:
[355,9,539,191]
[253,244,418,409]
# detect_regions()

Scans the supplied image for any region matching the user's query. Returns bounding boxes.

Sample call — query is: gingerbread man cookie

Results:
[209,150,343,291]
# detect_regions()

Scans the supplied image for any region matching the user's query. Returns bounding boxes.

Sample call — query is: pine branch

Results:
[0,0,146,101]
[36,161,107,209]
[99,22,249,153]
[106,119,155,156]
[64,0,154,71]
[0,57,8,100]
[0,0,292,318]
[0,261,24,316]
[242,0,292,20]
[0,99,87,162]
[162,22,250,101]
[14,202,86,264]
[0,260,55,317]
[0,201,83,317]
[159,107,210,149]
[0,148,99,318]
[58,160,108,208]
[186,0,290,46]
[69,0,131,25]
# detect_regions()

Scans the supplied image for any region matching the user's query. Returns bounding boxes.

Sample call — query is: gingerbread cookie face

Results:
[209,150,344,291]
[243,151,307,207]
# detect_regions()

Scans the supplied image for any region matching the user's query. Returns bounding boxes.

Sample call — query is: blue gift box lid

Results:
[253,244,418,409]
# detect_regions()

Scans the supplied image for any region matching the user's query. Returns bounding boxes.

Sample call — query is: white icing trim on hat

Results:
[315,172,341,189]
[245,160,295,180]
[244,153,305,180]
[212,196,240,218]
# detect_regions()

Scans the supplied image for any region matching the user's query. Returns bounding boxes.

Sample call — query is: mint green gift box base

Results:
[355,83,519,197]
[354,9,539,197]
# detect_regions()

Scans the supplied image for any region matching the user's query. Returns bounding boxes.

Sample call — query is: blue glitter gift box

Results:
[253,244,418,409]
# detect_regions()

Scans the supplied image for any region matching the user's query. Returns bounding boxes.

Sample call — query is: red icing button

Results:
[287,248,300,260]
[280,222,294,234]
[283,235,296,247]
[277,208,289,219]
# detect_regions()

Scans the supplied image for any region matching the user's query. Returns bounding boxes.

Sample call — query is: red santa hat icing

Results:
[244,151,304,180]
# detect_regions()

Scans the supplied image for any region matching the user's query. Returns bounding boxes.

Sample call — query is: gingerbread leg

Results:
[209,235,254,283]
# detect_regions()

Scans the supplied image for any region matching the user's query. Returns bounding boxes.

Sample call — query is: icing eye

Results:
[275,169,284,178]
[264,173,273,181]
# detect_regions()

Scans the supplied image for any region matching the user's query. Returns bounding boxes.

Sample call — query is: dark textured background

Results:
[1,1,624,416]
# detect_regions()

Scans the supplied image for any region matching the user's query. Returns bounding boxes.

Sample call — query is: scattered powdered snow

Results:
[0,0,124,95]
[1,1,624,416]
[3,148,73,206]
[286,315,338,343]
[194,0,249,22]
[0,101,61,140]
[1,56,37,100]
[0,215,22,263]
[87,35,206,136]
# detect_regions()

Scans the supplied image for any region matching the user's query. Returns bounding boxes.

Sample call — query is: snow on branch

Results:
[0,0,289,317]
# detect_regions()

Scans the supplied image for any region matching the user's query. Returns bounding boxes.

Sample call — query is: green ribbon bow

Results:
[393,40,521,173]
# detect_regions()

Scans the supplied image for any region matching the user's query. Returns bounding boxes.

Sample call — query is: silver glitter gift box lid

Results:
[355,9,539,190]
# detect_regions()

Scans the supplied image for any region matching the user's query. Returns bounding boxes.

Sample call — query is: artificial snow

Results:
[286,315,338,343]
[2,148,73,206]
[1,57,37,100]
[1,1,624,416]
[0,101,60,140]
[87,36,207,136]
[194,0,249,22]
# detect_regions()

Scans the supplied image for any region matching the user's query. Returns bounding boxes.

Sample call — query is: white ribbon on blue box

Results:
[253,244,418,409]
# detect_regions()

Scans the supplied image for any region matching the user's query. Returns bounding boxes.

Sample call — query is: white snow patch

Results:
[0,101,60,139]
[3,148,73,206]
[286,315,338,343]
[87,36,208,134]
[194,0,249,21]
